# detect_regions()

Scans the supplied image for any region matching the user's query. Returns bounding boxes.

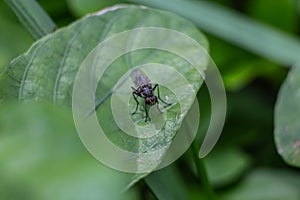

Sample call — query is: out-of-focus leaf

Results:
[37,0,73,26]
[38,0,69,17]
[145,165,188,200]
[223,59,285,91]
[0,1,32,71]
[1,5,208,182]
[4,0,57,40]
[207,35,251,68]
[275,65,300,167]
[0,17,33,72]
[247,0,297,33]
[67,0,124,17]
[223,86,274,145]
[220,168,300,200]
[128,0,300,66]
[205,147,251,187]
[0,103,137,200]
[296,0,300,14]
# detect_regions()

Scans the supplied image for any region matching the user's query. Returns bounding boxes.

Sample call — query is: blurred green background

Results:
[1,0,300,199]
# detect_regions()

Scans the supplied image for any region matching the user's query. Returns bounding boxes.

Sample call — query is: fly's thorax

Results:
[136,84,154,97]
[143,84,153,97]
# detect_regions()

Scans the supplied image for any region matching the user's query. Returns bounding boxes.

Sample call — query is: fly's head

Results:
[146,95,157,106]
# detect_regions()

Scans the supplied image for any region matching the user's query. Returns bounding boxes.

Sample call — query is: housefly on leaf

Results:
[130,68,171,122]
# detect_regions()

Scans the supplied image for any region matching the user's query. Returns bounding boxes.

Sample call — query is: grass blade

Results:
[5,0,56,39]
[128,0,300,66]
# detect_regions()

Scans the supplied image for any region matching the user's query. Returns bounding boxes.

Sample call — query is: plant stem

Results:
[192,139,216,200]
[5,0,56,40]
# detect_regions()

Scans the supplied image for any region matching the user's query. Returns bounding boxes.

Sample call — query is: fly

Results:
[130,68,171,122]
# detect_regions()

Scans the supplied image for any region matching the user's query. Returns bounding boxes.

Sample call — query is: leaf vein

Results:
[18,39,48,101]
[53,28,82,103]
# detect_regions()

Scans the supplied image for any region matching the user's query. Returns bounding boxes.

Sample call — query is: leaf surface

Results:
[275,65,300,167]
[0,103,137,200]
[1,5,209,180]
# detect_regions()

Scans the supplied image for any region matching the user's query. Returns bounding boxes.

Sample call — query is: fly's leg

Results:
[144,100,149,122]
[131,92,140,115]
[153,84,171,107]
[156,100,164,113]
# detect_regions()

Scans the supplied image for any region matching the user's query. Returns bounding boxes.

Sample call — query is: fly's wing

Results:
[130,69,151,88]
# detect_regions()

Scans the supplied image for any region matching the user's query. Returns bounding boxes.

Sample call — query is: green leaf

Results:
[205,147,252,187]
[220,168,300,200]
[223,59,284,91]
[0,103,138,200]
[127,0,300,66]
[275,65,300,167]
[297,0,300,15]
[145,165,188,200]
[247,0,298,33]
[4,0,57,40]
[0,7,33,72]
[1,4,208,180]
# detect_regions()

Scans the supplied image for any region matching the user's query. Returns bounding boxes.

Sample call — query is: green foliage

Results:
[0,1,33,72]
[1,5,207,103]
[275,65,300,167]
[247,0,297,33]
[1,0,300,199]
[0,3,209,192]
[0,103,137,200]
[220,169,300,200]
[145,165,188,200]
[205,147,251,187]
[4,0,56,40]
[127,0,300,66]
